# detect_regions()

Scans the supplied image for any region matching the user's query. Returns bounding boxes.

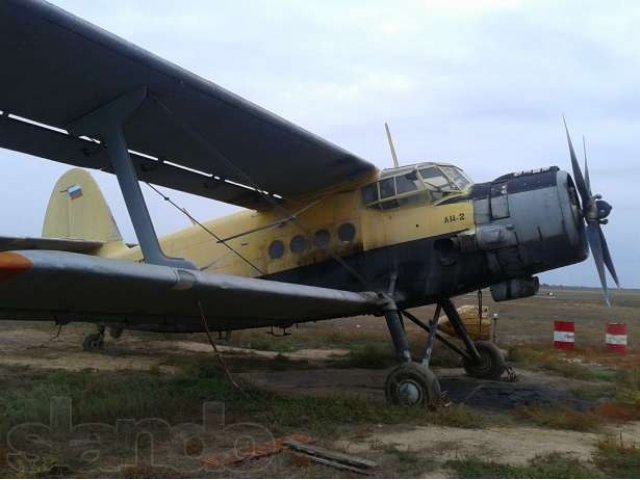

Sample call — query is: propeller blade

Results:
[598,225,620,288]
[563,118,590,208]
[582,136,592,197]
[586,222,610,306]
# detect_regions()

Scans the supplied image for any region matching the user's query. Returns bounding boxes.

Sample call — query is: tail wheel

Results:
[82,333,104,352]
[385,362,441,407]
[462,341,506,379]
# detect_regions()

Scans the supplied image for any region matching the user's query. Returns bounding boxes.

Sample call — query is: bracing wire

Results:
[145,182,264,275]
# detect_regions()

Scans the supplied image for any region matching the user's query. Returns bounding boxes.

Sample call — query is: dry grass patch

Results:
[593,434,640,478]
[446,452,600,478]
[508,345,617,381]
[512,405,603,431]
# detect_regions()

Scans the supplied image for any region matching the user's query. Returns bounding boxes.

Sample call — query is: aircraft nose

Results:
[468,167,588,290]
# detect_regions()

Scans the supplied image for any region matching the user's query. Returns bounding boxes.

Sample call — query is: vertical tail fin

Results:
[42,168,125,251]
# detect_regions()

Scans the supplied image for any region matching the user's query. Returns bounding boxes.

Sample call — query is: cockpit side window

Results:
[419,167,451,189]
[361,163,472,210]
[440,166,470,190]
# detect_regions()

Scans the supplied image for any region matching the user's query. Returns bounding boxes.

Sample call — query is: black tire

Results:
[82,333,104,352]
[463,341,506,379]
[385,362,441,407]
[108,327,123,340]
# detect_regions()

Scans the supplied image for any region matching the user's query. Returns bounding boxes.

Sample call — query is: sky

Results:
[1,0,638,289]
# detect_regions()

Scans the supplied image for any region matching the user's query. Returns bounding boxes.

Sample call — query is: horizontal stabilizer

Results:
[0,236,102,253]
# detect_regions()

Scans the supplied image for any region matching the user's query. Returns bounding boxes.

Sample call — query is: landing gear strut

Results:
[82,326,105,352]
[383,297,507,407]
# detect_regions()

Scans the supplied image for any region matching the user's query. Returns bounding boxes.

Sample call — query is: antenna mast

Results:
[385,122,400,168]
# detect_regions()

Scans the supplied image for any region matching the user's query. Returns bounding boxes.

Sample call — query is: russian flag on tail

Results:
[67,185,82,200]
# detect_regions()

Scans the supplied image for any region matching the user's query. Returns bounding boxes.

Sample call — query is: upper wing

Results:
[0,250,382,330]
[0,0,377,209]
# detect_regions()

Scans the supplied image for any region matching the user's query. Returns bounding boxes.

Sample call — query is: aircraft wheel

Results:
[108,326,123,340]
[385,362,441,407]
[82,333,104,352]
[462,341,506,379]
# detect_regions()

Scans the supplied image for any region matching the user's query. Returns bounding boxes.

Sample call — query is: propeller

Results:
[563,119,619,305]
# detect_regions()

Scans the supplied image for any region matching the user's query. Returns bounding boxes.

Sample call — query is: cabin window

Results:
[314,229,331,248]
[379,178,395,198]
[268,240,284,259]
[290,235,309,254]
[338,222,356,242]
[395,172,420,194]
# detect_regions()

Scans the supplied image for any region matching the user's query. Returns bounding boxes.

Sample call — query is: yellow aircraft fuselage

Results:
[111,168,471,281]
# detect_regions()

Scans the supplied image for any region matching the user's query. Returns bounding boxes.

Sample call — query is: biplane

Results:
[0,0,618,406]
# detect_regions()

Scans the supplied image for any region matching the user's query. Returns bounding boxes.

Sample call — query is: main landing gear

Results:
[82,326,105,352]
[82,326,124,352]
[383,298,506,407]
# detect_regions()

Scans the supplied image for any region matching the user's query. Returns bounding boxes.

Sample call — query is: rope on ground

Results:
[196,300,250,399]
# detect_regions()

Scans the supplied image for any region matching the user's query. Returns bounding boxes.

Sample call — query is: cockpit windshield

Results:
[361,162,472,210]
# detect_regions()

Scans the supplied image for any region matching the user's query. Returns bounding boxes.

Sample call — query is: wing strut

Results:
[67,88,194,269]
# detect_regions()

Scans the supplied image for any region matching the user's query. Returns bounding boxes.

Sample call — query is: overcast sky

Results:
[1,0,638,290]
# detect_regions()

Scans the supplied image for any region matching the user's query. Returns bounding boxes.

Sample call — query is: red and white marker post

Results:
[605,322,628,354]
[553,321,575,350]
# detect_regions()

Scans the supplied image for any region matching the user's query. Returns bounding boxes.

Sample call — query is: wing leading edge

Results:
[0,251,382,332]
[0,0,377,208]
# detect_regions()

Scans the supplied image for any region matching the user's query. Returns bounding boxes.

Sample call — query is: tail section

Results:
[42,168,126,253]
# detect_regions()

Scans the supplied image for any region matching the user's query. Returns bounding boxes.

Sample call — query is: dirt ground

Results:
[0,287,638,477]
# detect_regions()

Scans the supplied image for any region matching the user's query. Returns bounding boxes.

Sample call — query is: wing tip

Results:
[0,252,32,281]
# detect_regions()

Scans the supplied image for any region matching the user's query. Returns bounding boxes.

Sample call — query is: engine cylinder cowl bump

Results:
[490,276,539,302]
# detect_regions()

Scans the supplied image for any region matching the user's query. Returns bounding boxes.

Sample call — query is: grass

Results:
[615,369,640,407]
[446,452,601,478]
[0,357,496,442]
[570,368,640,423]
[248,393,491,437]
[512,405,603,431]
[328,343,396,369]
[593,434,640,478]
[380,444,438,477]
[508,345,617,381]
[222,322,389,354]
[0,365,236,440]
[0,361,495,477]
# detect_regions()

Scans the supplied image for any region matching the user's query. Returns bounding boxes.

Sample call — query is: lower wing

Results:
[0,250,382,332]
